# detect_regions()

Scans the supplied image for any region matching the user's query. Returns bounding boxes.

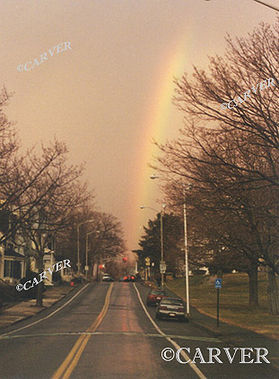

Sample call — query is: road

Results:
[0,282,277,378]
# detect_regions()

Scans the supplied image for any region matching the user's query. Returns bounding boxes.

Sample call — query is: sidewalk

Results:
[0,285,74,330]
[167,285,279,371]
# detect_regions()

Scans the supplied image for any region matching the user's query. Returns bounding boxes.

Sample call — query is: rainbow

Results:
[128,38,189,251]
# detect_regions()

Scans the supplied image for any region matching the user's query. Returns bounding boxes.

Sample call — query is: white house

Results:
[0,244,26,284]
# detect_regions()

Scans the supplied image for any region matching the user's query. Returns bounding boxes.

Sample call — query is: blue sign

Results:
[215,278,222,288]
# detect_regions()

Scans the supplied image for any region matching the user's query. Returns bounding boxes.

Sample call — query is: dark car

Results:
[122,275,135,282]
[156,297,188,322]
[146,289,167,306]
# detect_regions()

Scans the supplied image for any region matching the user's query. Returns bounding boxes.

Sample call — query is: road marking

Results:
[0,284,90,338]
[0,330,221,343]
[52,283,113,379]
[133,283,207,379]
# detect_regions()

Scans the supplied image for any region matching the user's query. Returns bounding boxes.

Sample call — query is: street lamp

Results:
[140,204,166,287]
[183,184,192,316]
[85,231,94,279]
[150,174,192,315]
[77,219,94,275]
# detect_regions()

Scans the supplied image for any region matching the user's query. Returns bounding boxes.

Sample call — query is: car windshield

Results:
[151,290,165,295]
[161,299,183,306]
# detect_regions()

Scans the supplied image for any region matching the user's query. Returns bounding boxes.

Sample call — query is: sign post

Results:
[159,261,166,288]
[215,278,222,327]
[160,261,166,274]
[145,257,151,280]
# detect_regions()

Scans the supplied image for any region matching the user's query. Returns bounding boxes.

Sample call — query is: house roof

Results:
[4,246,24,258]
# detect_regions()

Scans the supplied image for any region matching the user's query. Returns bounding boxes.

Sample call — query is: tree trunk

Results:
[36,253,44,307]
[267,269,279,315]
[247,264,258,307]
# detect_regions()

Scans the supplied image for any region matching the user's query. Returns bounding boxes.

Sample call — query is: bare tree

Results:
[55,208,125,279]
[154,20,279,313]
[87,212,126,267]
[17,141,91,306]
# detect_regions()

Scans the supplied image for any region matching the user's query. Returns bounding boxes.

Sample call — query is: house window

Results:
[63,268,71,276]
[4,260,21,279]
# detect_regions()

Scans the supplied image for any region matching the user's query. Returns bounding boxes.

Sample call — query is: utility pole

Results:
[77,219,94,275]
[160,207,165,288]
[183,188,190,316]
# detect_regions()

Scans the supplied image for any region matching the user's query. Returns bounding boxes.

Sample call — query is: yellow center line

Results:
[52,283,113,379]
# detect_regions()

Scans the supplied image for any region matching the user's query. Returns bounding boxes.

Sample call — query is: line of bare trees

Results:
[153,20,279,314]
[55,206,126,278]
[0,87,125,306]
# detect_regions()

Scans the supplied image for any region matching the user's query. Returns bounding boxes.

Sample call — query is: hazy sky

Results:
[0,0,277,251]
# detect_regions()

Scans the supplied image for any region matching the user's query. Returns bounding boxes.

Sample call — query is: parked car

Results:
[156,297,188,322]
[102,275,114,282]
[146,289,167,306]
[70,277,83,287]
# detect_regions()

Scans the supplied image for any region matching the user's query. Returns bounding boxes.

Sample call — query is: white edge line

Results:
[0,283,90,337]
[133,283,207,379]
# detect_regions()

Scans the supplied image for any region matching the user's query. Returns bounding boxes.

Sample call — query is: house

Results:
[60,263,73,282]
[0,244,26,284]
[29,249,56,286]
[0,209,26,283]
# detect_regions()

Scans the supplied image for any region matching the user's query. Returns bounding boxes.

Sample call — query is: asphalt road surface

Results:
[0,282,278,379]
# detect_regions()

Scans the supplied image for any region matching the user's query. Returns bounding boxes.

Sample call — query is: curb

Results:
[190,318,279,372]
[0,284,84,332]
[167,285,279,372]
[189,317,223,338]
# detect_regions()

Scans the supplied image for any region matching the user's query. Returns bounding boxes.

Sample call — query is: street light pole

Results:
[183,187,190,316]
[77,219,94,275]
[85,231,94,280]
[160,207,165,288]
[77,225,80,274]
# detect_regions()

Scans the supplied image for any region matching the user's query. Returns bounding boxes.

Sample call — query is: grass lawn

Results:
[167,272,279,340]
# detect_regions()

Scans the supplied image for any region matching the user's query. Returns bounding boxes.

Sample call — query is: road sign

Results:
[215,278,222,327]
[160,261,166,273]
[85,265,89,271]
[145,257,150,266]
